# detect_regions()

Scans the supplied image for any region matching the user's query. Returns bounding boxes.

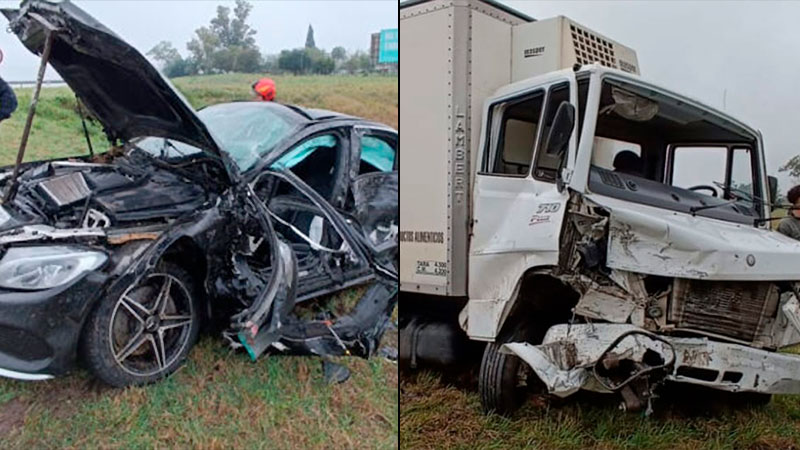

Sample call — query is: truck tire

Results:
[80,263,201,387]
[479,341,529,415]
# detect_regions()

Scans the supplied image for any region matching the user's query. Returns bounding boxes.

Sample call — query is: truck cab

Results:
[400,0,800,414]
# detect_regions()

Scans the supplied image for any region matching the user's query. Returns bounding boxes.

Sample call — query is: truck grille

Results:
[669,279,778,343]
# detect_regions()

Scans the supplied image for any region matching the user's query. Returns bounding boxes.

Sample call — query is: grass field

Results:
[401,352,800,450]
[0,74,398,449]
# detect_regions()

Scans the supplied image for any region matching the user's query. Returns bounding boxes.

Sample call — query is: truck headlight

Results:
[0,246,107,290]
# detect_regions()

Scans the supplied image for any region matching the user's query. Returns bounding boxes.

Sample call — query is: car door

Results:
[468,75,578,317]
[350,126,399,267]
[269,126,352,208]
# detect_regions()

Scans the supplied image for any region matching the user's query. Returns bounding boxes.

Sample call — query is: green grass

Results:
[400,369,800,450]
[0,74,398,165]
[0,73,398,449]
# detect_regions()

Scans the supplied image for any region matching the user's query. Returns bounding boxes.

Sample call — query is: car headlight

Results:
[0,246,107,290]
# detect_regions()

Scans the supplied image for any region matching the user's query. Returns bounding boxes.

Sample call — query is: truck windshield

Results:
[587,78,763,225]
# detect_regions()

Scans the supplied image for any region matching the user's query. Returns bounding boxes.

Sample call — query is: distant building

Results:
[370,29,398,74]
[370,32,381,67]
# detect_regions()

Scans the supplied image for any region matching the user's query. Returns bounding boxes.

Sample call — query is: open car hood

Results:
[2,0,224,159]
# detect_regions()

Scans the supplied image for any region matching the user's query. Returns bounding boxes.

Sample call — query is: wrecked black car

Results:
[0,0,397,386]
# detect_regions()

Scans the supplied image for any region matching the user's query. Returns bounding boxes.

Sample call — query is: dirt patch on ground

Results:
[0,374,110,438]
[0,398,30,437]
[34,377,109,422]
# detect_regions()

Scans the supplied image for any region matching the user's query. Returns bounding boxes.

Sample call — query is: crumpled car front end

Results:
[0,0,398,386]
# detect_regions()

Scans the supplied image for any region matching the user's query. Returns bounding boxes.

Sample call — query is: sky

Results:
[0,1,797,187]
[504,0,800,189]
[0,0,398,80]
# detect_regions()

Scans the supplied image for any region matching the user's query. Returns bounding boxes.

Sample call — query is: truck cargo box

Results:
[399,0,638,296]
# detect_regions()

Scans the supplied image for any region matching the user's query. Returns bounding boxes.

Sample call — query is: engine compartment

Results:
[1,150,216,230]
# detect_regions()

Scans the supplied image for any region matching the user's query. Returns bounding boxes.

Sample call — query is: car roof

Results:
[201,101,395,134]
[207,101,358,123]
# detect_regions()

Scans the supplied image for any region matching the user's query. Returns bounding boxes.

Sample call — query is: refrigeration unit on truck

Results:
[399,0,800,414]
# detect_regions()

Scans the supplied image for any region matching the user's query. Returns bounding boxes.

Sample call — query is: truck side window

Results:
[486,91,545,176]
[533,83,571,182]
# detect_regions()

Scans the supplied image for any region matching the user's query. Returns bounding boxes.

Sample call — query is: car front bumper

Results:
[0,271,108,379]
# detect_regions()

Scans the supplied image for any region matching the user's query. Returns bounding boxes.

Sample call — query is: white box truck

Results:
[400,0,800,414]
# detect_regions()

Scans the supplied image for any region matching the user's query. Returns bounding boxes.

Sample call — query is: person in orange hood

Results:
[252,77,276,101]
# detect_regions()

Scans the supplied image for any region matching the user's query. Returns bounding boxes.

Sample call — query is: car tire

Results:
[80,263,201,387]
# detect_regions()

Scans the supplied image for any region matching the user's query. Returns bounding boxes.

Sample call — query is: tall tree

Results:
[187,0,261,74]
[331,46,347,61]
[780,155,800,182]
[305,24,316,49]
[147,41,181,67]
[186,26,220,74]
[147,41,191,77]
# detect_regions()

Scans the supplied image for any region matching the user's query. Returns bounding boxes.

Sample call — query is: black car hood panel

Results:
[2,0,224,158]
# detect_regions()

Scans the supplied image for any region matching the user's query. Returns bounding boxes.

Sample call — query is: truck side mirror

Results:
[768,175,778,210]
[544,101,576,156]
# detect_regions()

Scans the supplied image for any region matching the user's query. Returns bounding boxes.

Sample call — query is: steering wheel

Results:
[688,185,718,197]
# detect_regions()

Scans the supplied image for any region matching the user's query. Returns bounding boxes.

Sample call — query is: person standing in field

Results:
[252,77,276,101]
[0,76,18,123]
[778,185,800,241]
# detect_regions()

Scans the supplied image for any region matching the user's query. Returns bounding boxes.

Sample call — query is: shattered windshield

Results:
[587,78,763,224]
[198,103,305,172]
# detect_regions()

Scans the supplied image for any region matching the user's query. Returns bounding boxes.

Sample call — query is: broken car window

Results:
[359,136,395,173]
[198,103,303,172]
[272,135,337,170]
[271,133,344,200]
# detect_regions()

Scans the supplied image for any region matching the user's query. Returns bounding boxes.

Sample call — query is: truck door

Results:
[469,76,578,321]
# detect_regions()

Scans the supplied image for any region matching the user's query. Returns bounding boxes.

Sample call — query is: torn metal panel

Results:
[507,323,800,397]
[590,194,800,281]
[574,287,636,323]
[503,342,588,397]
[265,281,397,358]
[503,324,674,396]
[351,171,398,257]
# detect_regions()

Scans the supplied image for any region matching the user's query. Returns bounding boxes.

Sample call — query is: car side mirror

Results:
[768,175,778,206]
[544,101,576,156]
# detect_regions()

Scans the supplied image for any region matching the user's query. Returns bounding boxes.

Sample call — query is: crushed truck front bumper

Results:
[504,324,800,397]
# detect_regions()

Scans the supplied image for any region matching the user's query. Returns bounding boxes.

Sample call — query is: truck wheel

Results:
[80,263,201,387]
[479,341,534,415]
